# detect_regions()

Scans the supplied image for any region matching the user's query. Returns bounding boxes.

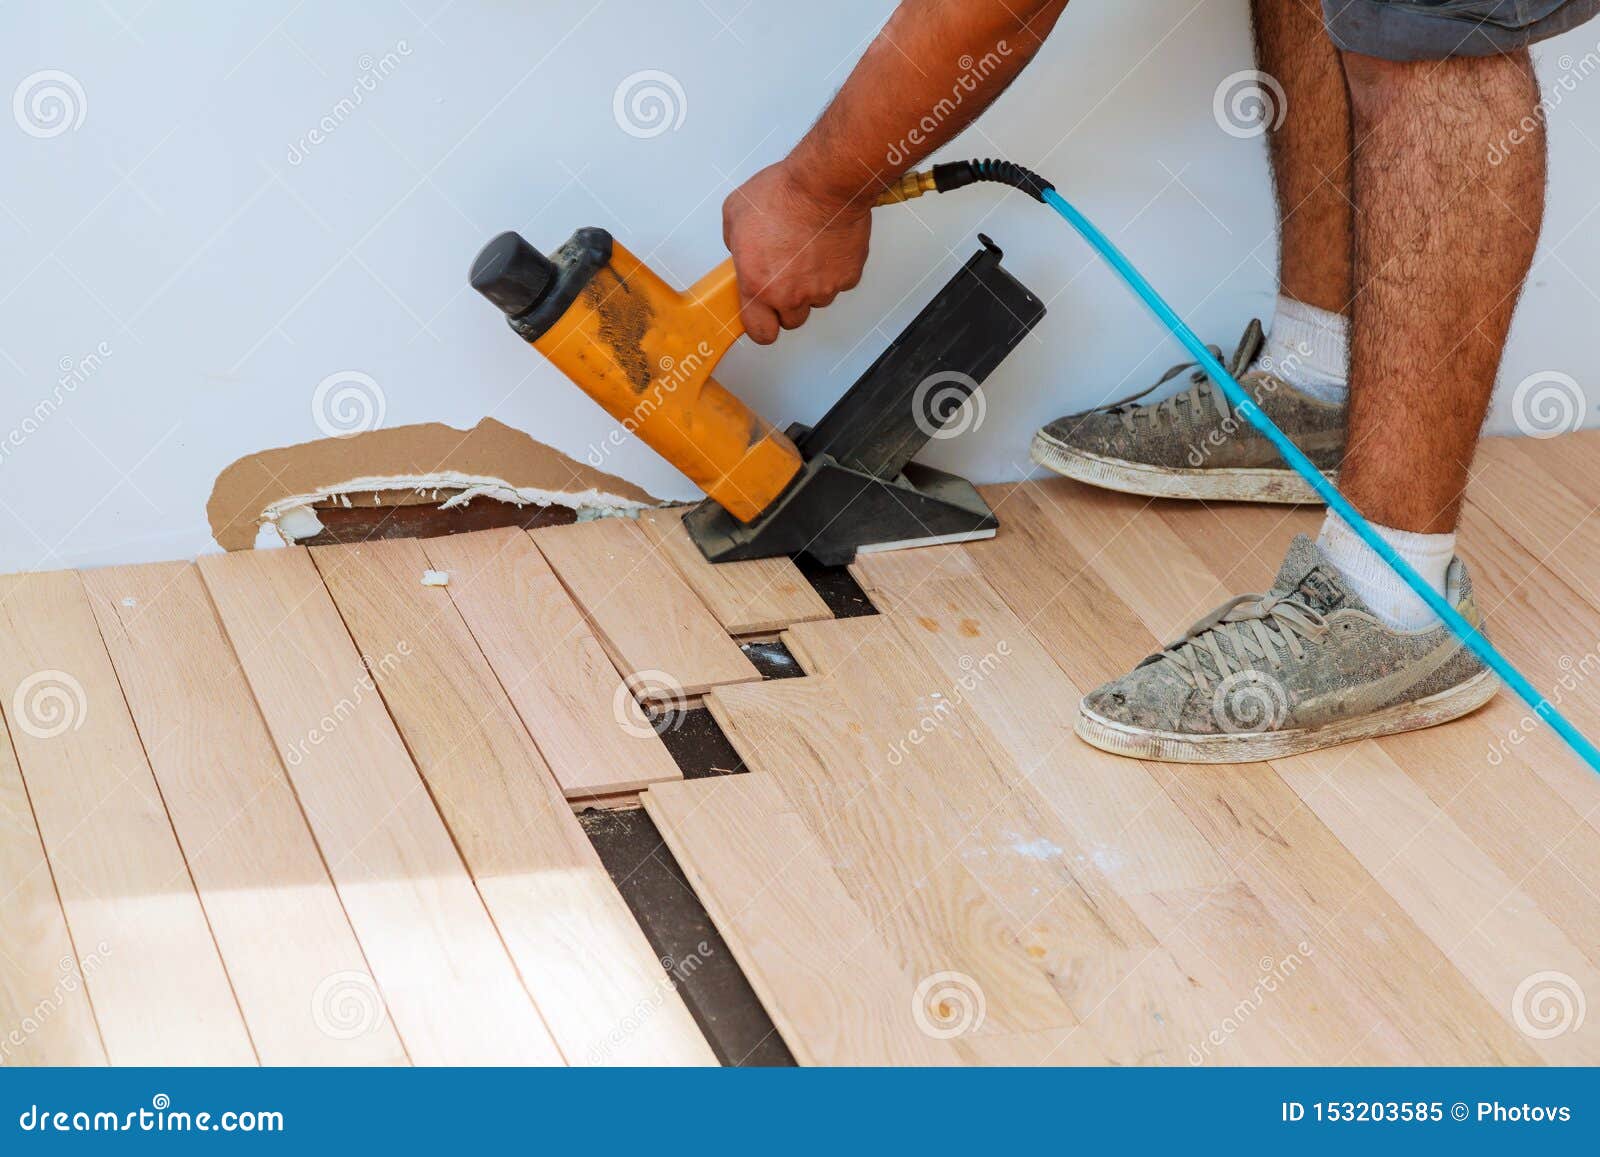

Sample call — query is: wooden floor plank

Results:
[979,481,1537,1063]
[533,518,759,700]
[197,548,561,1065]
[636,506,830,635]
[705,677,1094,1053]
[0,712,105,1065]
[81,562,407,1065]
[643,774,962,1066]
[0,571,255,1065]
[312,539,713,1066]
[420,528,681,798]
[784,615,1252,1065]
[851,546,1235,897]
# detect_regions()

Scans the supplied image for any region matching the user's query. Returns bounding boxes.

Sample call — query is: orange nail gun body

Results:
[473,220,1044,565]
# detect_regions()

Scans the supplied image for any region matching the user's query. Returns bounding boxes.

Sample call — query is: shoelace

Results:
[1164,593,1328,692]
[1089,319,1265,433]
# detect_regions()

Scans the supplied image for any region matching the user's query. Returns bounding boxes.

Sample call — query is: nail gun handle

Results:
[682,258,745,371]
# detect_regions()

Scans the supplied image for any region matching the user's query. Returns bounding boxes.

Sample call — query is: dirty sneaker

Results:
[1075,535,1499,762]
[1030,321,1344,503]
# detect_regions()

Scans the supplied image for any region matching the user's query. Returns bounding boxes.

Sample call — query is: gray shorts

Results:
[1322,0,1600,59]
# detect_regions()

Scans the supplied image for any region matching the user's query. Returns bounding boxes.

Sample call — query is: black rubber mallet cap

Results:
[470,231,558,317]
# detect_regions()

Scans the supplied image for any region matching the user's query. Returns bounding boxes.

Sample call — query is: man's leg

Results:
[1251,0,1353,317]
[1318,49,1545,626]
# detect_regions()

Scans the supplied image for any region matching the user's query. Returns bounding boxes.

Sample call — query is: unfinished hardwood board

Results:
[971,482,1154,684]
[1275,741,1600,1064]
[420,529,680,798]
[0,713,105,1065]
[312,539,713,1066]
[636,506,830,635]
[852,548,1234,897]
[643,774,961,1065]
[81,562,406,1065]
[533,517,760,700]
[784,616,1244,1065]
[0,570,254,1065]
[705,677,1093,1053]
[993,485,1533,1063]
[197,548,560,1066]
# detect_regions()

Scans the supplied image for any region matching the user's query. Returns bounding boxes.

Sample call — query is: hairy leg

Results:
[1250,0,1354,314]
[1339,50,1545,534]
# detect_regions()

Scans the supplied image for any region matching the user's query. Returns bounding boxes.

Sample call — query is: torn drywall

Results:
[208,417,660,551]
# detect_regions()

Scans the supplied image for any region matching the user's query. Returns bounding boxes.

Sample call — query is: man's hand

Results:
[722,162,871,345]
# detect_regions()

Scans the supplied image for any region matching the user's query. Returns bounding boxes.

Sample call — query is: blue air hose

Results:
[918,158,1600,775]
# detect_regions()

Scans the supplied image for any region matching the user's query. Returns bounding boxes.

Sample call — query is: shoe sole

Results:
[1030,429,1334,505]
[1074,668,1500,764]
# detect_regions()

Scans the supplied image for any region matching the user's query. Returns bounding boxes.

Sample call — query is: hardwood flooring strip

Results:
[705,676,1097,1057]
[198,548,560,1065]
[83,562,406,1065]
[312,539,713,1065]
[642,774,962,1066]
[0,711,105,1065]
[0,571,254,1065]
[533,517,760,701]
[420,528,680,798]
[636,507,830,635]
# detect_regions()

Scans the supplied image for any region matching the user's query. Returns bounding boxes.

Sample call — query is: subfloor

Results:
[2,434,1598,1065]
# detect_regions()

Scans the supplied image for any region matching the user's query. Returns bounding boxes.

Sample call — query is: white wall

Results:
[4,1,1598,573]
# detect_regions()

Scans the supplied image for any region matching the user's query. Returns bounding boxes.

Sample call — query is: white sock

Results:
[1254,294,1349,405]
[1316,510,1454,631]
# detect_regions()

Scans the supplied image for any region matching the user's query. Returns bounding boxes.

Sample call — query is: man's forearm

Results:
[787,0,1070,209]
